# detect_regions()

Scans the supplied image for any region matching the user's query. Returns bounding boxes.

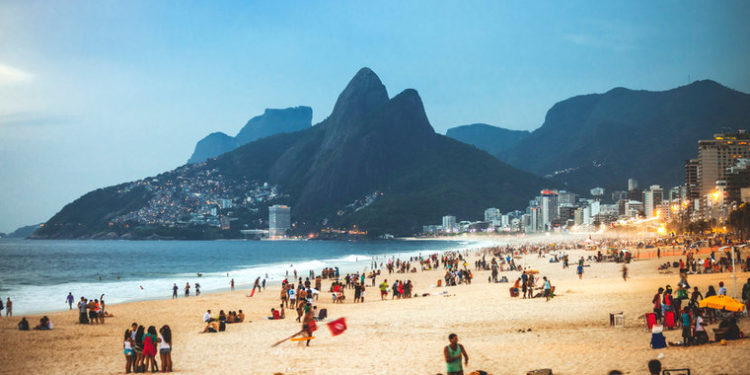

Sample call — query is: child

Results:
[123,329,134,373]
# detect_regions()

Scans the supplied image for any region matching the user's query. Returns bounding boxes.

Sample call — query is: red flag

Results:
[326,317,347,336]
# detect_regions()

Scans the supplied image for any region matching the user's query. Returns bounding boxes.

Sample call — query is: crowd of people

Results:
[649,273,747,346]
[124,322,172,373]
[76,295,112,324]
[200,308,245,333]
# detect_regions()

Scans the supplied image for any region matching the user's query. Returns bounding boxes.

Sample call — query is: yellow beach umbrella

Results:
[698,295,745,312]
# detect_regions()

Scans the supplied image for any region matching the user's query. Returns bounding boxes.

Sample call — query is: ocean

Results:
[0,239,476,315]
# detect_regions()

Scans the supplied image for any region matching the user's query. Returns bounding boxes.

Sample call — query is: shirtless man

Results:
[301,305,316,347]
[443,333,469,375]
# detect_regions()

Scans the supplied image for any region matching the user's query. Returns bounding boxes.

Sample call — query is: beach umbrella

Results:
[526,269,540,274]
[698,295,745,312]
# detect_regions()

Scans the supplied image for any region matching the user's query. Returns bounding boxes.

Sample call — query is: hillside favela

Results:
[1,2,749,375]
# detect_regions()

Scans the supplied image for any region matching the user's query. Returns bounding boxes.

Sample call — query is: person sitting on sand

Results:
[237,310,245,322]
[714,317,740,341]
[269,308,280,320]
[201,321,219,333]
[17,317,29,331]
[33,316,52,330]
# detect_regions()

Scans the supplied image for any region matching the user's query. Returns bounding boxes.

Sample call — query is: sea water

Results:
[0,239,477,315]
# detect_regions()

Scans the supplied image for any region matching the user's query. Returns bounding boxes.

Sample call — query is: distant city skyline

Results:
[1,1,750,232]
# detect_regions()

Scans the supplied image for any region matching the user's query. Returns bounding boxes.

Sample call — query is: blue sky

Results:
[1,0,749,232]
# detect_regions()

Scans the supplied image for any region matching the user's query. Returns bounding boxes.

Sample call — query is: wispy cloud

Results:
[0,63,33,84]
[0,112,72,128]
[562,20,642,52]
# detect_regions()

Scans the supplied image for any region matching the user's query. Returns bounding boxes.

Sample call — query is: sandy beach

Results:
[1,238,748,375]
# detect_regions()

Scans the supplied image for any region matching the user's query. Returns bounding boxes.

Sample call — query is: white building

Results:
[643,185,663,218]
[484,208,501,225]
[442,215,456,232]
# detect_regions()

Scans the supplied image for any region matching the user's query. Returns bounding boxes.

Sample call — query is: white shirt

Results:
[203,312,211,322]
[159,334,170,349]
[695,316,704,332]
[719,287,727,295]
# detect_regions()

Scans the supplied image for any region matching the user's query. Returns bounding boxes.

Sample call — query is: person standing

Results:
[543,277,551,302]
[184,282,190,297]
[78,297,88,324]
[6,297,12,317]
[0,298,3,318]
[443,333,469,375]
[577,263,584,280]
[231,278,235,291]
[742,278,750,311]
[172,284,178,299]
[66,292,74,310]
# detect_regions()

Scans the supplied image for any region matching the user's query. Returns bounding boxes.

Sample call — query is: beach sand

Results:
[1,242,748,375]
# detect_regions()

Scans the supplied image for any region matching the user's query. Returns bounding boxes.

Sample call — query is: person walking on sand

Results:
[622,264,628,281]
[444,333,469,375]
[66,292,74,310]
[577,263,584,280]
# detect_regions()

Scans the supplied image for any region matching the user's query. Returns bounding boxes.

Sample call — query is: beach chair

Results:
[662,369,690,375]
[645,313,657,330]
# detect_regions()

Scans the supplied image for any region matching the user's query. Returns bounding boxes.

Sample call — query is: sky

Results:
[1,0,749,232]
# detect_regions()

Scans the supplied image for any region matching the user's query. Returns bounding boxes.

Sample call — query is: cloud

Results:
[0,112,72,128]
[0,63,33,84]
[561,20,641,52]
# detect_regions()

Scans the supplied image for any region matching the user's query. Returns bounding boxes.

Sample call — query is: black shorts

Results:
[88,311,96,319]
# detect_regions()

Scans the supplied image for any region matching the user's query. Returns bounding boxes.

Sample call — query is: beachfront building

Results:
[540,190,558,231]
[484,208,501,226]
[269,204,291,238]
[643,185,664,218]
[442,215,456,232]
[697,130,750,196]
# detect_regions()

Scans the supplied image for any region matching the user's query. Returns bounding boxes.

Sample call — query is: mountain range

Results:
[33,68,550,239]
[187,106,312,164]
[446,80,750,191]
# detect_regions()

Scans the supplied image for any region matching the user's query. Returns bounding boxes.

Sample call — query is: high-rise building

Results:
[540,190,558,230]
[558,191,577,205]
[484,208,501,225]
[697,131,750,196]
[269,205,291,238]
[643,185,663,218]
[685,159,699,201]
[628,178,639,191]
[442,215,456,232]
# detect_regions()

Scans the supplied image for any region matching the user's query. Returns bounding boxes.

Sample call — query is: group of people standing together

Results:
[123,322,173,373]
[0,297,11,317]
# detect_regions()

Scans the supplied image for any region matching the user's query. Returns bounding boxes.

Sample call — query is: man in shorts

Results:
[380,279,388,300]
